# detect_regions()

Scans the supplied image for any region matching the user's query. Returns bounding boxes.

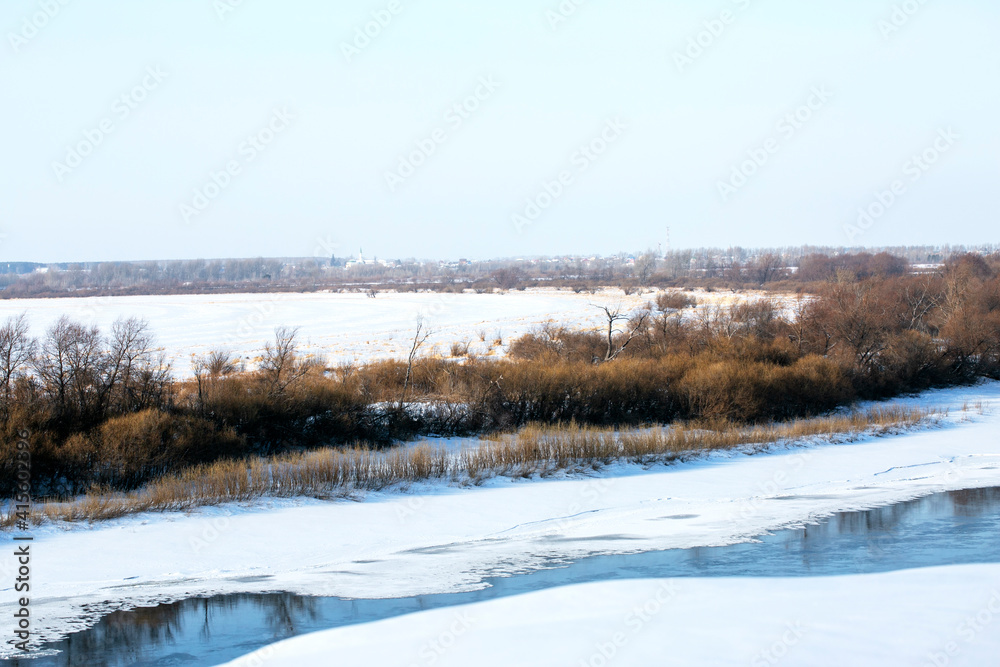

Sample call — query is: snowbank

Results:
[221,565,1000,667]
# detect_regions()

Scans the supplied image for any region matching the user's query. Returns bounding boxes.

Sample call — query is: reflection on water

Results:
[7,487,1000,667]
[47,596,319,667]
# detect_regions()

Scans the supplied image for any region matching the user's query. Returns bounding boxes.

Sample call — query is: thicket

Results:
[1,253,998,498]
[25,405,935,524]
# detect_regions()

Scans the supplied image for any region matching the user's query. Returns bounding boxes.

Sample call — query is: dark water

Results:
[7,486,1000,667]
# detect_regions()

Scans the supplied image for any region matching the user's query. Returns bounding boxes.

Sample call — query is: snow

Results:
[0,287,777,376]
[1,383,999,658]
[219,565,1000,667]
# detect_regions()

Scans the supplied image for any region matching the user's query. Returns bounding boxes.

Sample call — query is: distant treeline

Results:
[1,251,998,498]
[2,245,997,299]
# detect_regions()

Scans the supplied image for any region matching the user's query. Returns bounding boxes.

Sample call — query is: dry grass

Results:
[3,404,940,526]
[462,404,937,477]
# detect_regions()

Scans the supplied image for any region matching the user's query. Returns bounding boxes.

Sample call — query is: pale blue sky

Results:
[1,0,997,262]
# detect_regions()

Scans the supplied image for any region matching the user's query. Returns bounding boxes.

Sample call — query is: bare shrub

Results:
[491,268,526,291]
[656,292,697,311]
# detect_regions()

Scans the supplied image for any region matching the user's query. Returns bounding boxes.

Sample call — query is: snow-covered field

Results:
[222,566,1000,667]
[0,287,774,376]
[2,383,999,661]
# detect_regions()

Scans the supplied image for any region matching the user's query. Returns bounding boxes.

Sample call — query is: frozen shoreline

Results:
[1,383,999,657]
[220,565,1000,667]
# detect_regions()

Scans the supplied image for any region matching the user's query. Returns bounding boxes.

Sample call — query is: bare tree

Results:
[788,295,812,353]
[32,317,101,418]
[595,305,648,362]
[99,317,164,414]
[818,278,894,371]
[26,316,171,421]
[901,276,941,333]
[399,317,431,409]
[696,304,738,341]
[125,351,172,415]
[261,326,307,396]
[652,307,686,355]
[0,314,35,416]
[748,253,785,285]
[634,251,658,286]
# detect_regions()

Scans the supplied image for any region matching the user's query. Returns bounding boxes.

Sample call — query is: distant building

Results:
[344,249,392,269]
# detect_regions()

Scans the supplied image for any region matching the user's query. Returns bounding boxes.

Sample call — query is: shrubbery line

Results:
[3,404,937,525]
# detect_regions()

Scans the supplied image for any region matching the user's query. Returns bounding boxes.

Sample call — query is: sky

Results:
[1,0,998,263]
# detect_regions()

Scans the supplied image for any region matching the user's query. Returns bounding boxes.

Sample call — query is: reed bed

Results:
[5,404,939,526]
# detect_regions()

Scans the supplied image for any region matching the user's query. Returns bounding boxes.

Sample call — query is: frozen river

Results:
[9,486,1000,666]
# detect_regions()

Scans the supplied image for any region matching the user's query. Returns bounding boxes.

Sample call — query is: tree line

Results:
[3,245,997,299]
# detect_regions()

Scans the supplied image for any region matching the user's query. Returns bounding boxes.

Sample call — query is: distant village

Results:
[2,243,997,300]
